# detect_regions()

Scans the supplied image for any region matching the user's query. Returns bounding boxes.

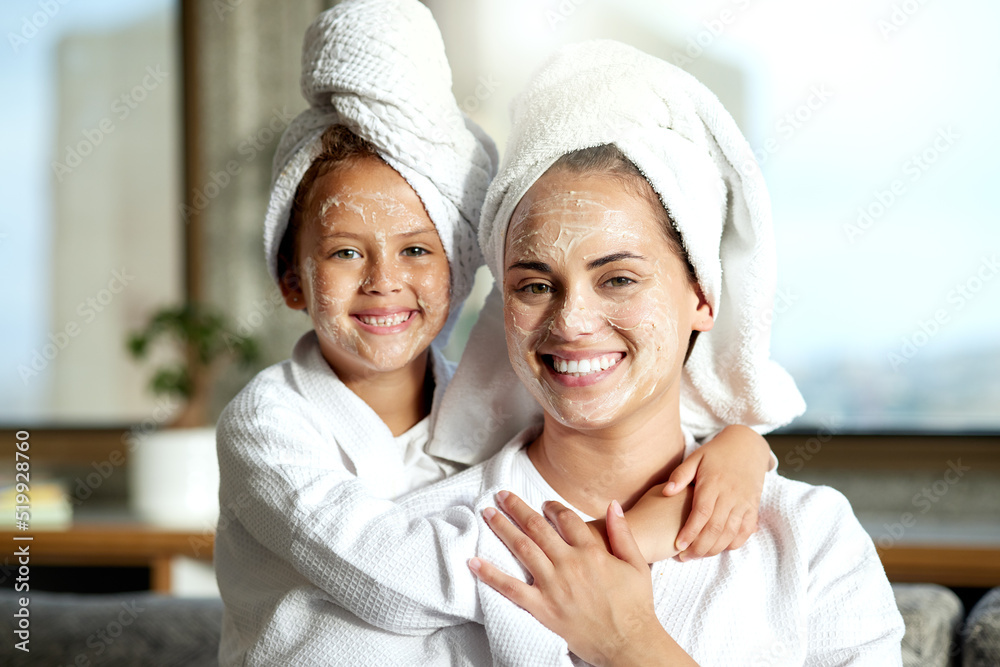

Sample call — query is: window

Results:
[1,0,181,424]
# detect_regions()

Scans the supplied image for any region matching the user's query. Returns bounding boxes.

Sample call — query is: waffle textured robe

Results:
[215,332,493,666]
[305,427,904,665]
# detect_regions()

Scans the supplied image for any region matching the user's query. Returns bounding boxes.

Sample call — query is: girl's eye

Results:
[332,249,360,260]
[521,283,553,295]
[604,276,635,288]
[402,247,429,257]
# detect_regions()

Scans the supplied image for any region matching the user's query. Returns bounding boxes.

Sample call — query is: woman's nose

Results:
[549,289,599,339]
[361,256,403,295]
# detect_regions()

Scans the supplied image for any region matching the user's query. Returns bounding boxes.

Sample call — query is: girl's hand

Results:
[469,491,695,666]
[663,425,772,561]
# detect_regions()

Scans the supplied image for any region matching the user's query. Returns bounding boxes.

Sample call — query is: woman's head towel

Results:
[430,39,804,463]
[262,0,498,340]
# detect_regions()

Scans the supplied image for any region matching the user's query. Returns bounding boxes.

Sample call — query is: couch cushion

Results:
[893,583,963,667]
[963,586,1000,667]
[0,591,222,666]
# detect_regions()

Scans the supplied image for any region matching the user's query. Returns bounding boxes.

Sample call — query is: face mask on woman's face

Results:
[502,168,713,430]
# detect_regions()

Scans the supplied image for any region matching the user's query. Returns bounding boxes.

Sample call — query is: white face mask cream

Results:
[503,168,711,430]
[295,158,451,382]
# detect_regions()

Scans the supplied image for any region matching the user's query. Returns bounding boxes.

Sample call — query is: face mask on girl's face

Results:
[286,157,451,382]
[502,168,713,430]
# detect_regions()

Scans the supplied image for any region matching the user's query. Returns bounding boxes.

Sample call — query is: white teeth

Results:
[359,312,410,327]
[551,353,622,376]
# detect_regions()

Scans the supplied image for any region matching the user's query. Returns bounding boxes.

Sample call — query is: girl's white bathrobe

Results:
[215,331,490,666]
[217,329,903,665]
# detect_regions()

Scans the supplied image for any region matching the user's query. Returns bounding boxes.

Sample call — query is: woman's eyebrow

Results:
[507,260,551,273]
[586,251,645,270]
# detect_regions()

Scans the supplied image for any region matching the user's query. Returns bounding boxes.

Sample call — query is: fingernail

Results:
[468,558,481,574]
[483,507,496,521]
[496,490,510,503]
[676,540,689,551]
[665,482,676,494]
[611,499,624,518]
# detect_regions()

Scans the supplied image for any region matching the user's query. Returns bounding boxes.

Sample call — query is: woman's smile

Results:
[542,351,626,387]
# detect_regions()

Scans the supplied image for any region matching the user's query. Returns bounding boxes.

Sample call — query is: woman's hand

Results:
[663,425,772,561]
[468,491,696,666]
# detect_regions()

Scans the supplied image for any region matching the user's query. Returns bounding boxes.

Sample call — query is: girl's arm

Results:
[216,390,481,635]
[470,491,699,667]
[628,424,774,562]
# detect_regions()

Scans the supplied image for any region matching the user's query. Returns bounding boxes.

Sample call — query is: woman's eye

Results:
[604,276,635,288]
[522,283,553,295]
[332,249,360,260]
[402,247,429,257]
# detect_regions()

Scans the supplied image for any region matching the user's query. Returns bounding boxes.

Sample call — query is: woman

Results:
[424,39,905,664]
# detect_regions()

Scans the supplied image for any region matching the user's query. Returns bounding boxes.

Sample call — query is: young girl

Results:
[215,2,775,664]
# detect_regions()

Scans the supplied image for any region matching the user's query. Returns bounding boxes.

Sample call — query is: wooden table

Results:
[2,524,214,593]
[876,544,1000,588]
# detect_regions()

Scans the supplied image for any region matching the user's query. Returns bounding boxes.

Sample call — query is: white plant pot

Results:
[128,426,219,529]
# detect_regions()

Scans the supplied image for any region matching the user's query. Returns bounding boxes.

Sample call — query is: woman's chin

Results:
[539,395,627,431]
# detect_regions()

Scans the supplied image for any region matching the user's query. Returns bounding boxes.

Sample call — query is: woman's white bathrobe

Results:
[215,331,491,666]
[397,428,906,666]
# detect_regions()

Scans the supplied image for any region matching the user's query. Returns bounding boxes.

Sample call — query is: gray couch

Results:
[2,585,999,665]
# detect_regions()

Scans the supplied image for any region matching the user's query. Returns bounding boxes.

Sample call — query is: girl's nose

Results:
[361,256,403,295]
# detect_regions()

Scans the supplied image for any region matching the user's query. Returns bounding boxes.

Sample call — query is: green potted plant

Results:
[125,303,260,527]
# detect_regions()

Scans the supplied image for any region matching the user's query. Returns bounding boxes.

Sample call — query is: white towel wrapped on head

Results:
[262,0,497,342]
[430,39,804,464]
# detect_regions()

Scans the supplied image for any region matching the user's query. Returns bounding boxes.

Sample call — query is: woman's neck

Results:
[527,390,687,517]
[336,351,434,437]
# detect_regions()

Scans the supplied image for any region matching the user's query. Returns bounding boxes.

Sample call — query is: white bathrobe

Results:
[401,429,905,666]
[221,361,902,666]
[215,332,491,666]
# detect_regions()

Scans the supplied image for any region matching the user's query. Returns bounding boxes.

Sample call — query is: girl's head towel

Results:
[262,0,497,338]
[431,40,803,463]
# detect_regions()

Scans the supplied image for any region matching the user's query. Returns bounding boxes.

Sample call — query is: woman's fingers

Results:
[468,557,538,610]
[495,490,591,551]
[473,497,666,667]
[482,504,554,577]
[605,500,647,570]
[541,499,595,547]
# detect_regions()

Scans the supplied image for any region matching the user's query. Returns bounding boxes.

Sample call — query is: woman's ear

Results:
[692,284,714,332]
[280,269,307,311]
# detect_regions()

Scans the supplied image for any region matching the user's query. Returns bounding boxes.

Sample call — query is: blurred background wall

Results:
[2,0,998,433]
